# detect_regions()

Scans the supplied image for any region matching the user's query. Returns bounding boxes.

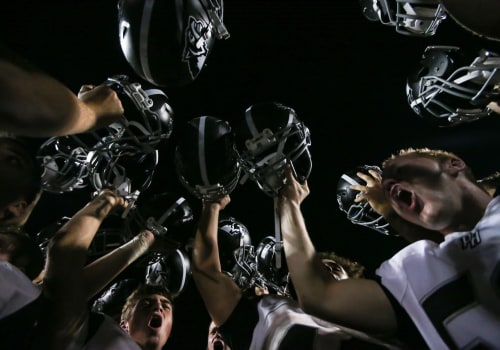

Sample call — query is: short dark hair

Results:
[120,284,174,323]
[0,231,44,280]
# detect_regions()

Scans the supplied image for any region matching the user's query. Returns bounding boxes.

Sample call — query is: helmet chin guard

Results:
[406,45,500,127]
[337,165,396,236]
[359,0,447,37]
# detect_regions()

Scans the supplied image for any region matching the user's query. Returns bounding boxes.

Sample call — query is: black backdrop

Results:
[2,1,500,348]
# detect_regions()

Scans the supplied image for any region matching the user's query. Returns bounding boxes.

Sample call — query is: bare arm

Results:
[0,58,123,137]
[279,166,397,335]
[191,196,242,326]
[81,230,156,300]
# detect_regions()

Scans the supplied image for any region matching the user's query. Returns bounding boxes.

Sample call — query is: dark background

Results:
[2,1,500,348]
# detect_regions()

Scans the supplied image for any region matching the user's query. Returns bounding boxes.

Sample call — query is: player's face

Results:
[382,154,461,233]
[126,294,173,348]
[207,321,230,350]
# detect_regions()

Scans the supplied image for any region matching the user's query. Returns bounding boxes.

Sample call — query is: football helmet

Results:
[175,116,241,201]
[359,0,447,37]
[117,0,229,88]
[145,249,192,296]
[217,216,252,273]
[91,278,141,322]
[37,75,173,202]
[336,165,396,236]
[406,46,500,126]
[37,135,92,193]
[255,236,291,296]
[234,102,312,197]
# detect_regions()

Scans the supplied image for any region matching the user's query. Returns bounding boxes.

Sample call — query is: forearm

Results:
[192,204,222,272]
[0,60,96,137]
[191,202,241,325]
[82,230,154,299]
[280,201,330,302]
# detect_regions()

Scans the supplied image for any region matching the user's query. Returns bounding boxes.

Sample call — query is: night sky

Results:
[2,1,500,348]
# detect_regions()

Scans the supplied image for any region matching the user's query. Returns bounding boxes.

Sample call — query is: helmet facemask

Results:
[336,165,395,236]
[407,46,500,126]
[236,103,312,197]
[360,0,446,37]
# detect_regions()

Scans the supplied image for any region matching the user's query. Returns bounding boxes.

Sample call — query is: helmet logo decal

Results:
[183,15,211,80]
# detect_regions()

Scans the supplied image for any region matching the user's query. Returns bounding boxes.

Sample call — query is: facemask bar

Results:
[337,165,393,236]
[200,0,230,40]
[230,242,291,297]
[38,136,91,193]
[238,122,312,197]
[371,0,446,36]
[395,0,446,36]
[410,46,500,125]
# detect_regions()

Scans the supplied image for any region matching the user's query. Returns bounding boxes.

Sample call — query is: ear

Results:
[448,157,466,175]
[120,320,129,332]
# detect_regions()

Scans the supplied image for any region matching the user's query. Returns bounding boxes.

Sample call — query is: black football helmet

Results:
[91,278,142,322]
[37,75,173,202]
[358,0,446,37]
[255,236,290,296]
[234,102,312,197]
[406,46,500,127]
[175,116,241,201]
[336,165,396,236]
[145,249,192,296]
[117,0,229,88]
[217,216,252,273]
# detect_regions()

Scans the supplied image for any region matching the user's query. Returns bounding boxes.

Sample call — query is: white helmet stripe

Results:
[140,0,155,82]
[198,116,210,185]
[244,106,259,137]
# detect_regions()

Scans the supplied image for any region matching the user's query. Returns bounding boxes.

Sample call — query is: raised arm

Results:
[279,166,397,335]
[191,195,242,326]
[0,51,123,137]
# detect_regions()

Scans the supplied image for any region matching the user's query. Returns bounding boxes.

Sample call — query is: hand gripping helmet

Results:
[217,216,252,273]
[406,46,500,127]
[358,0,447,37]
[234,102,312,197]
[37,75,173,201]
[117,0,230,88]
[336,165,396,236]
[175,116,241,201]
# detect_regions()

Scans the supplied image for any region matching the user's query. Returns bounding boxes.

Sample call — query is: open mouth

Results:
[149,314,162,328]
[390,185,416,211]
[213,340,224,350]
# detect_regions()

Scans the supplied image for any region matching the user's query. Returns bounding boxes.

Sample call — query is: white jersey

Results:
[0,260,41,319]
[377,196,500,350]
[249,295,400,350]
